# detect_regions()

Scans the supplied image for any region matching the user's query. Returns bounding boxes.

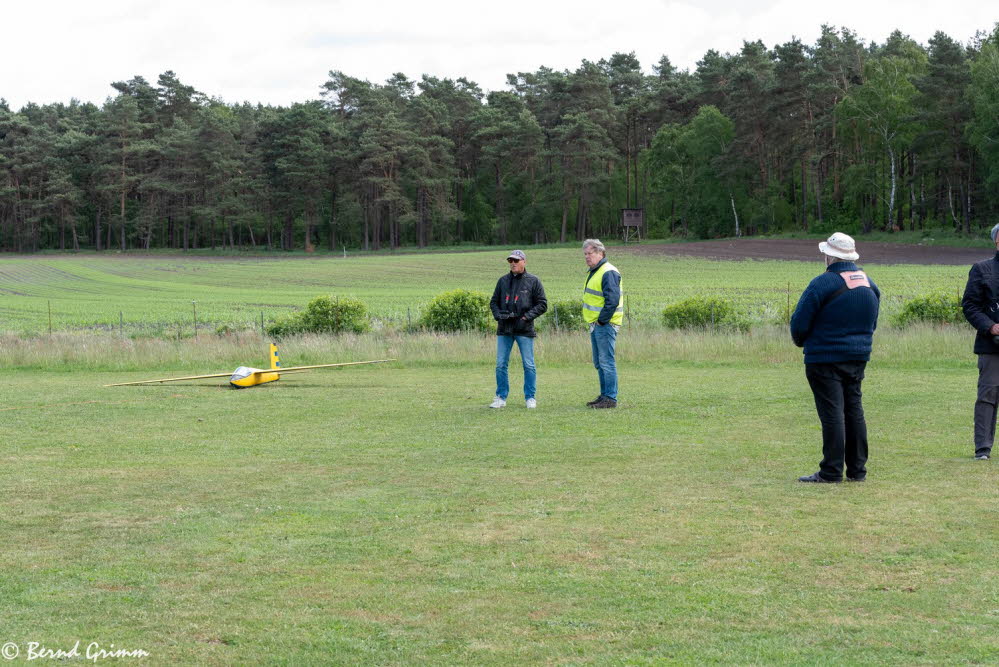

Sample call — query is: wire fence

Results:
[13,286,942,340]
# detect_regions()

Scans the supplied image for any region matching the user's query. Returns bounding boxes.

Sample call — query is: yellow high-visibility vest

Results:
[582,262,623,325]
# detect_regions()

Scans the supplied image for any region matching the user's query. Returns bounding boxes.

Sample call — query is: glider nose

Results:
[229,367,281,388]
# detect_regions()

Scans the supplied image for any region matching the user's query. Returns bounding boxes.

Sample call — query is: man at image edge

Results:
[960,222,999,461]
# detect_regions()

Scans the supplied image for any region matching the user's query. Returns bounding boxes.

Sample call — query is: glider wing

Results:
[105,372,236,387]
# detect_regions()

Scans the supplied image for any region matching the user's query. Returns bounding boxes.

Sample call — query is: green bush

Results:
[266,295,370,337]
[662,296,750,332]
[266,314,307,337]
[419,289,491,332]
[539,299,586,331]
[894,292,964,326]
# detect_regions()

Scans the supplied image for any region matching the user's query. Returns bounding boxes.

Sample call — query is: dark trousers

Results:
[805,361,869,481]
[974,354,999,457]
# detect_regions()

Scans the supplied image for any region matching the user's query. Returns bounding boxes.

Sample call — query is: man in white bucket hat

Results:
[960,222,999,460]
[790,232,881,483]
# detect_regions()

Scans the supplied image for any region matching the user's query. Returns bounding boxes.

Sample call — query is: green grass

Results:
[0,249,975,334]
[2,332,999,663]
[2,248,996,661]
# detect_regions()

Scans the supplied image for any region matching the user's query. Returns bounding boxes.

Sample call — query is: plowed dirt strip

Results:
[621,239,988,265]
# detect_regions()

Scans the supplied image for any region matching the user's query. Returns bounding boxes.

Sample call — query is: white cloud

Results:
[1,0,995,109]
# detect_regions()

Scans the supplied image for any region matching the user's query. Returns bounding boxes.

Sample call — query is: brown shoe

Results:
[590,398,617,409]
[586,395,605,407]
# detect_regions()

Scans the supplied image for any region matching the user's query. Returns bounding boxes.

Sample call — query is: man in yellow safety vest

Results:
[582,239,623,408]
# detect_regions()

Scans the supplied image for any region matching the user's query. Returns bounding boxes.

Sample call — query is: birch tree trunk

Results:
[887,146,897,231]
[730,193,740,237]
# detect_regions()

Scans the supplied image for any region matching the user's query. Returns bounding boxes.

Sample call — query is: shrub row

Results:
[267,296,370,336]
[661,296,751,333]
[419,289,491,332]
[892,292,963,326]
[259,291,968,337]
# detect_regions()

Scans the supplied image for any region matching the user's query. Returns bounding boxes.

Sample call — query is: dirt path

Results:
[619,239,989,265]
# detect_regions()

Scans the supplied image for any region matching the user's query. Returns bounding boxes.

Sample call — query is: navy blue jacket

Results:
[961,252,999,355]
[585,258,622,325]
[790,261,881,364]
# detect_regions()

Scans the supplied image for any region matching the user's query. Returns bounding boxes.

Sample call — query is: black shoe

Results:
[798,472,840,483]
[590,398,617,409]
[846,476,866,482]
[586,395,605,407]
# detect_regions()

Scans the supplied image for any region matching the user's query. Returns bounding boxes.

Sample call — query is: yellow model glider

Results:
[105,344,395,389]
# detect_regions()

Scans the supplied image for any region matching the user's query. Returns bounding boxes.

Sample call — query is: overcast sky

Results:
[3,0,996,110]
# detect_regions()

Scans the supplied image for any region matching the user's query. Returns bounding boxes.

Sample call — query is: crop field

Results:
[3,245,997,663]
[0,246,973,334]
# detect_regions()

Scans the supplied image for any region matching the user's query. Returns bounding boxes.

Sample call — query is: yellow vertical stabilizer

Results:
[270,343,280,370]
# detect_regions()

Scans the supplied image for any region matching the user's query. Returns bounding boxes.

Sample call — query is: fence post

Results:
[48,300,52,336]
[260,311,265,337]
[553,304,560,330]
[407,307,412,328]
[711,303,715,330]
[120,311,124,338]
[192,301,197,337]
[787,281,791,324]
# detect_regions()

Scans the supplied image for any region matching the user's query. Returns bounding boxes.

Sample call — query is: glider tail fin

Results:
[270,343,281,370]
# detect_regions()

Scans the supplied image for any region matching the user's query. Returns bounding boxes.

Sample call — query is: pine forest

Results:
[2,25,999,252]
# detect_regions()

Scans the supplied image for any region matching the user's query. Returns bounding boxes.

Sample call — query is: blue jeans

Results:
[496,335,536,400]
[590,324,618,400]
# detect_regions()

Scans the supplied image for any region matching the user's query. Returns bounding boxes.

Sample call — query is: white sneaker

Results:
[489,397,506,408]
[526,398,537,409]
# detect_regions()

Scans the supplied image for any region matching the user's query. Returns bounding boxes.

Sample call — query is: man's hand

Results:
[989,323,999,336]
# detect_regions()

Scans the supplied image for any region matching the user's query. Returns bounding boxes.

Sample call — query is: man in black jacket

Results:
[961,223,999,460]
[488,250,547,408]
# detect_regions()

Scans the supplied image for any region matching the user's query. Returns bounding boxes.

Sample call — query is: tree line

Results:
[2,24,998,253]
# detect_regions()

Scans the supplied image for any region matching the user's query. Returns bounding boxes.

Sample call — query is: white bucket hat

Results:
[818,232,859,261]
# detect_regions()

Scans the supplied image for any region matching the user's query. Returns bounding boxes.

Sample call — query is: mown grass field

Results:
[2,248,997,663]
[2,333,998,663]
[0,246,973,334]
